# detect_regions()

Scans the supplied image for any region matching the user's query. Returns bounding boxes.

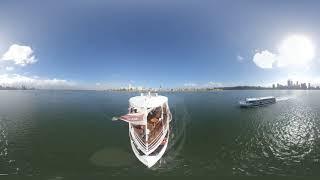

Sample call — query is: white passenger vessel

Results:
[117,92,172,168]
[239,96,276,107]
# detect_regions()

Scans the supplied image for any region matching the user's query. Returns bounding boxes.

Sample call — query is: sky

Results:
[1,0,320,89]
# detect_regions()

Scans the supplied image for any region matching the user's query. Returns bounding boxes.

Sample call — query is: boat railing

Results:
[131,128,147,150]
[134,133,146,149]
[148,128,165,150]
[131,125,166,152]
[141,92,158,97]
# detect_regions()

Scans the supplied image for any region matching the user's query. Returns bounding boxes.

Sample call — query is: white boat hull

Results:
[119,93,172,168]
[130,131,169,168]
[239,96,276,107]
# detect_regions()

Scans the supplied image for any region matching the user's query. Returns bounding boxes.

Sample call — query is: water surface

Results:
[0,90,320,177]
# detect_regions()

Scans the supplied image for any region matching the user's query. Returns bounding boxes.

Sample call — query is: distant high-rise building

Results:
[272,84,275,89]
[308,83,311,89]
[277,83,283,89]
[128,84,133,91]
[301,83,307,89]
[287,79,293,88]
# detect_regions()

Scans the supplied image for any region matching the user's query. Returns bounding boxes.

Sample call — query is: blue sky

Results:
[1,0,320,89]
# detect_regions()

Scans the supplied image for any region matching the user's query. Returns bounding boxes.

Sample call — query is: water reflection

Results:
[89,147,136,167]
[234,97,319,175]
[1,91,320,176]
[0,117,18,175]
[268,106,315,163]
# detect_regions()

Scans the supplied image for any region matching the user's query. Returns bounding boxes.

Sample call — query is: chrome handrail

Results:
[149,129,166,150]
[134,132,146,149]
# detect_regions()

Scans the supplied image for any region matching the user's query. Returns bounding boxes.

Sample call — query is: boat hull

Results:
[119,93,172,168]
[239,99,276,107]
[130,131,169,168]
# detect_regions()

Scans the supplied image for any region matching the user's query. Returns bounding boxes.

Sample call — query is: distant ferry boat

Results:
[116,92,172,168]
[239,96,276,107]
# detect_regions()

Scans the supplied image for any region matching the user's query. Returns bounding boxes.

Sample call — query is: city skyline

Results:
[1,1,320,90]
[273,79,319,89]
[105,78,320,91]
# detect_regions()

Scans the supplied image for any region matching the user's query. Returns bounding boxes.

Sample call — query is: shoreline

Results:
[1,88,320,92]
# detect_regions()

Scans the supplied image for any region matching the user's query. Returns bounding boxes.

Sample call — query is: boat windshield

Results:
[132,124,147,143]
[131,103,169,145]
[147,105,164,143]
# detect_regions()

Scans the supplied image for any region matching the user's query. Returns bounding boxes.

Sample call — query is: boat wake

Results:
[275,96,295,102]
[150,100,191,171]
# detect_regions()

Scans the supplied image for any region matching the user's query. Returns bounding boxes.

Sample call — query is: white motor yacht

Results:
[117,92,172,168]
[239,96,276,107]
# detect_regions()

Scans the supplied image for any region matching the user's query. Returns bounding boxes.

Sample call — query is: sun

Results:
[277,35,315,67]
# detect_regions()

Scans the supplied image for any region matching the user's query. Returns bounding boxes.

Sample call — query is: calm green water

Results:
[1,90,320,177]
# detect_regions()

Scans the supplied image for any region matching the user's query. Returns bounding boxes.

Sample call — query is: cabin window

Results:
[130,107,138,113]
[147,106,163,143]
[162,103,168,126]
[132,125,146,143]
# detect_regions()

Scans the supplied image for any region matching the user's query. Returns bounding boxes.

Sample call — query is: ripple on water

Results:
[267,105,316,163]
[0,117,19,175]
[233,98,319,175]
[90,147,136,167]
[150,100,191,173]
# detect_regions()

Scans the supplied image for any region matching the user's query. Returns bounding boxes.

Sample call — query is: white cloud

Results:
[253,35,315,69]
[183,82,224,88]
[253,50,277,69]
[183,83,197,87]
[237,55,244,62]
[1,44,37,66]
[206,81,223,87]
[0,74,75,89]
[5,66,14,71]
[91,82,124,90]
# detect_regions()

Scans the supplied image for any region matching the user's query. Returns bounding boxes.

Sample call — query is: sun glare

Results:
[277,35,315,67]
